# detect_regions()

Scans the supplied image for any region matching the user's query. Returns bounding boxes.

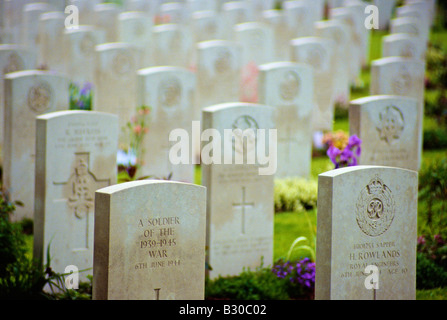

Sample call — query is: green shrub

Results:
[423,128,447,150]
[418,158,447,229]
[417,253,447,289]
[0,189,26,278]
[424,91,447,127]
[0,218,27,278]
[205,267,290,300]
[274,178,318,213]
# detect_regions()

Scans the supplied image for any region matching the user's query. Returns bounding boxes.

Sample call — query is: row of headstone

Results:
[1,0,383,191]
[353,0,429,172]
[1,0,429,300]
[29,101,277,299]
[31,109,420,300]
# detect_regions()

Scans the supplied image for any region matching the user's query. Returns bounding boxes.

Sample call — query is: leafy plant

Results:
[205,265,290,300]
[0,188,26,277]
[286,237,315,263]
[418,234,447,271]
[417,252,447,290]
[425,90,447,127]
[0,216,27,278]
[118,105,153,182]
[418,158,447,229]
[69,82,93,111]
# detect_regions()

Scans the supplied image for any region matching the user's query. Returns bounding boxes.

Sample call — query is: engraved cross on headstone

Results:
[53,152,110,250]
[232,186,255,235]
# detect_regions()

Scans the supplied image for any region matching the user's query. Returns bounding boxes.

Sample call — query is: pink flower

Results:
[133,125,142,134]
[240,61,259,103]
[417,236,426,245]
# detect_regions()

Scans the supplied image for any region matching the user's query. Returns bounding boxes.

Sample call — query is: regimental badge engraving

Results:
[401,42,416,58]
[356,175,395,237]
[80,33,96,56]
[27,81,52,113]
[391,66,411,95]
[280,70,300,101]
[158,76,182,110]
[214,49,232,74]
[231,115,259,155]
[112,52,134,76]
[307,46,324,71]
[376,105,405,144]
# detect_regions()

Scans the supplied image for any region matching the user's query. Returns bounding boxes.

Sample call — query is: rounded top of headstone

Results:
[202,102,272,114]
[36,110,118,121]
[137,65,191,77]
[349,94,418,106]
[95,180,205,196]
[318,165,418,179]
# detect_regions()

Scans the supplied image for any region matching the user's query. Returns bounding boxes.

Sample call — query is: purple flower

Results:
[272,258,315,291]
[327,145,342,167]
[80,82,93,96]
[347,135,362,148]
[326,134,362,169]
[340,148,353,163]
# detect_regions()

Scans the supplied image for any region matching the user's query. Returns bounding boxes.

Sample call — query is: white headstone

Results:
[234,22,275,103]
[258,61,314,178]
[64,26,106,86]
[3,70,69,221]
[21,3,52,51]
[337,0,371,68]
[370,56,425,169]
[349,95,420,171]
[93,180,206,300]
[382,33,426,61]
[94,43,140,146]
[93,3,122,43]
[190,10,226,44]
[395,4,430,45]
[0,44,36,161]
[315,19,351,106]
[329,6,363,84]
[137,66,197,183]
[159,2,187,25]
[234,22,275,67]
[221,1,253,40]
[34,110,118,283]
[390,17,427,45]
[2,0,27,44]
[373,0,397,30]
[152,23,194,69]
[71,0,101,25]
[290,37,336,132]
[202,102,275,279]
[118,11,154,68]
[283,1,317,38]
[261,9,290,61]
[247,0,275,20]
[196,40,242,110]
[316,165,418,300]
[37,11,66,73]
